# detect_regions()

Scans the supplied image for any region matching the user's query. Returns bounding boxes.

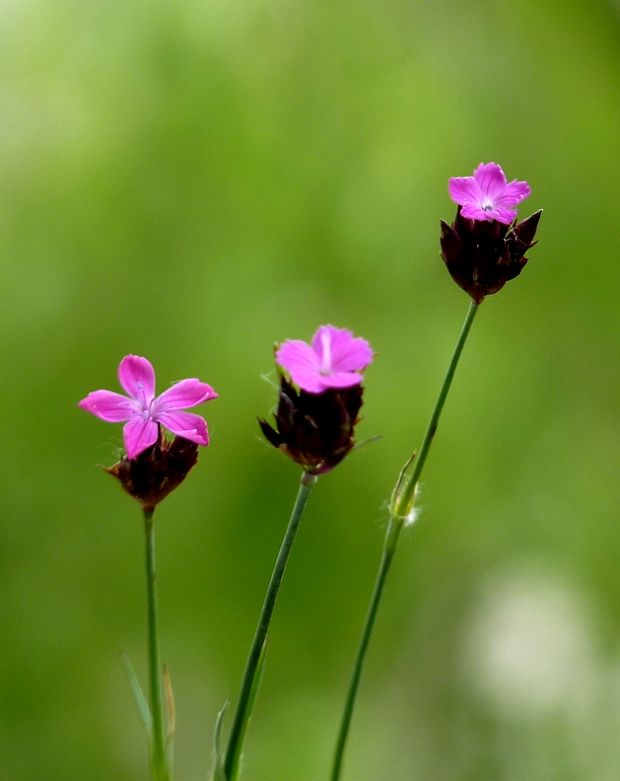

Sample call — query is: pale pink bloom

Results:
[448,162,531,224]
[79,355,218,459]
[276,325,373,394]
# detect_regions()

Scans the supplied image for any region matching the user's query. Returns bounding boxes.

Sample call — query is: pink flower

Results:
[276,325,373,394]
[79,355,218,459]
[448,162,531,224]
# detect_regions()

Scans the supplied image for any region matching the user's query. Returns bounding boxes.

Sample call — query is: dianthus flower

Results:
[79,354,217,459]
[441,163,541,303]
[448,162,531,224]
[260,325,373,474]
[275,325,373,394]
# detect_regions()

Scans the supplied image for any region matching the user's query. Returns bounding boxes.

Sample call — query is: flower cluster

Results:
[80,163,541,493]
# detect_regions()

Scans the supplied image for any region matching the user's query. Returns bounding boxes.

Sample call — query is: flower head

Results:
[79,355,218,459]
[449,162,531,225]
[260,325,373,474]
[276,325,373,394]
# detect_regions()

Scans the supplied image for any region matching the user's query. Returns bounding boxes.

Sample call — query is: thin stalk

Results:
[330,517,402,781]
[144,508,170,781]
[330,300,479,781]
[224,471,318,781]
[393,299,479,518]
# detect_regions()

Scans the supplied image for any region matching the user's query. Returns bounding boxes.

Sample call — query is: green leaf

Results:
[163,664,176,771]
[120,651,152,736]
[209,701,228,781]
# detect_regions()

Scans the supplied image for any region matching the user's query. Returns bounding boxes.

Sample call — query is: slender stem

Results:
[144,508,170,781]
[393,300,479,518]
[330,517,402,781]
[224,471,318,781]
[330,300,479,781]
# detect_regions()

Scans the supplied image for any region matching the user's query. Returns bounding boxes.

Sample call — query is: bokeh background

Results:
[1,0,619,779]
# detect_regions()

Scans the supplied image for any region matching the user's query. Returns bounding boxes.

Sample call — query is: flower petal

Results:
[118,355,156,406]
[314,326,373,373]
[473,162,507,198]
[460,203,493,221]
[318,370,364,390]
[276,340,320,382]
[490,206,518,224]
[155,379,218,413]
[78,390,138,422]
[123,416,159,459]
[495,179,531,207]
[448,176,481,207]
[157,411,209,446]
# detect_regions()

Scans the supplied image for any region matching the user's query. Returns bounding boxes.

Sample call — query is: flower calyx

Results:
[259,374,364,475]
[106,427,200,511]
[440,207,542,303]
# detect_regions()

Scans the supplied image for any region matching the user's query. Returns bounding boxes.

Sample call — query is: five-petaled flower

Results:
[79,355,218,459]
[448,162,531,225]
[276,325,373,394]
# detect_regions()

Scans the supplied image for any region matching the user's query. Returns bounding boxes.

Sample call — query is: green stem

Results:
[393,299,479,519]
[224,471,318,781]
[330,517,402,781]
[330,300,479,781]
[144,508,170,781]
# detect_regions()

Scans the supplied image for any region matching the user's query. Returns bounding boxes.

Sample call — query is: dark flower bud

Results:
[440,207,542,303]
[106,427,199,512]
[258,375,364,475]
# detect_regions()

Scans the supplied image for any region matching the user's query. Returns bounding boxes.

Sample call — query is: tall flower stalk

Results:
[330,163,541,780]
[79,355,217,781]
[144,507,171,781]
[330,300,478,781]
[223,471,317,781]
[222,325,374,780]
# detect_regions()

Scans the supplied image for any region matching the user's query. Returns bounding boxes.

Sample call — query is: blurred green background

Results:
[1,0,619,779]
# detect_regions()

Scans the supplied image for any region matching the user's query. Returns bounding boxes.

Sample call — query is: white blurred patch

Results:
[461,563,598,717]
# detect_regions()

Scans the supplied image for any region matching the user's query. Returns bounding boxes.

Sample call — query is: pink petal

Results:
[78,390,138,422]
[318,371,364,390]
[319,326,373,373]
[276,340,320,379]
[123,416,159,459]
[495,179,531,207]
[448,176,480,207]
[155,379,218,413]
[490,206,518,224]
[118,355,156,406]
[289,370,326,394]
[460,203,493,221]
[157,411,209,446]
[473,162,507,198]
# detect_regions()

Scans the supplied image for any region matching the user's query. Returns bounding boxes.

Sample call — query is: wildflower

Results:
[79,354,217,459]
[259,326,373,474]
[448,162,531,225]
[276,325,373,394]
[441,164,541,303]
